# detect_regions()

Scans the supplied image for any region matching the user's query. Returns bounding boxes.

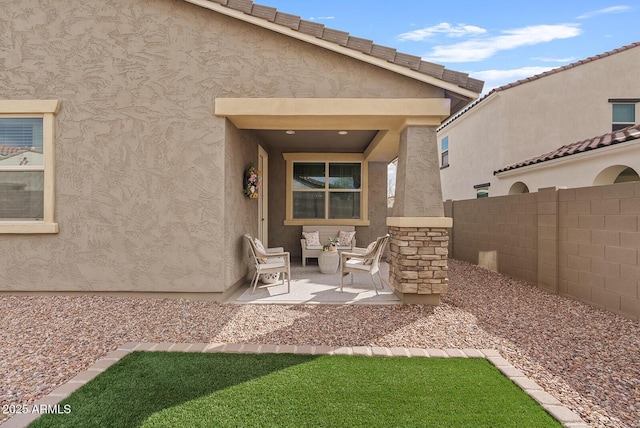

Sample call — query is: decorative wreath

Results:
[244,165,261,199]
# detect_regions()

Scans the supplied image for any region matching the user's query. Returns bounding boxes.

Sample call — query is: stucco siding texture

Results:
[224,126,262,290]
[1,0,441,293]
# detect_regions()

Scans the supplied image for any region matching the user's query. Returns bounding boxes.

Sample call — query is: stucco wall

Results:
[224,125,264,292]
[359,162,390,249]
[0,0,444,294]
[2,0,230,293]
[440,45,640,201]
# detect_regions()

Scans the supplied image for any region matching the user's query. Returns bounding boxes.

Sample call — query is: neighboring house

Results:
[0,0,482,303]
[494,124,640,191]
[438,42,640,201]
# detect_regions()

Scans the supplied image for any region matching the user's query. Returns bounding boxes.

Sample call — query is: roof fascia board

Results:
[215,97,450,131]
[184,0,479,99]
[494,139,640,177]
[215,97,450,121]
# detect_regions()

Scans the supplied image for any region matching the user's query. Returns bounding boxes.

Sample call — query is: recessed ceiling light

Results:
[285,130,296,135]
[338,131,348,135]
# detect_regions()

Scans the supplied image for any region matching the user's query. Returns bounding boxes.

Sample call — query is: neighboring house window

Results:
[610,99,638,131]
[474,182,490,199]
[476,189,489,198]
[440,136,449,168]
[0,100,60,233]
[283,153,369,226]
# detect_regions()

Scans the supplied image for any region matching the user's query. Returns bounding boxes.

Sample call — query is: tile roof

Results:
[494,124,640,174]
[201,0,484,94]
[492,42,640,93]
[439,41,640,131]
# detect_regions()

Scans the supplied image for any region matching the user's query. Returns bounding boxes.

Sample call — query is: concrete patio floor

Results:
[228,262,401,305]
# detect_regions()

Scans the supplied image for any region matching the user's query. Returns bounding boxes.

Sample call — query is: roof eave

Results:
[494,133,640,176]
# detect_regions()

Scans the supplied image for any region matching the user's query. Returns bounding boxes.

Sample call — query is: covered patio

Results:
[229,260,400,305]
[217,98,463,305]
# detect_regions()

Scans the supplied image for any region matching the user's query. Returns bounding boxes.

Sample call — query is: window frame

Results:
[440,136,449,168]
[0,100,60,233]
[610,100,638,131]
[474,182,490,199]
[283,153,369,226]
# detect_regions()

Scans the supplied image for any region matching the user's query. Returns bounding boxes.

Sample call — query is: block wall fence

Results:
[444,182,640,321]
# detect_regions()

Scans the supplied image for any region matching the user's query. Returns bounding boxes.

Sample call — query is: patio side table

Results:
[318,250,339,274]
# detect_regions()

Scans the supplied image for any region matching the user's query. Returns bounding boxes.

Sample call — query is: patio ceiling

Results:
[253,129,379,154]
[215,98,451,162]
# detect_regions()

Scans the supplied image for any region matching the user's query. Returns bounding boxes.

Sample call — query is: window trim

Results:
[0,100,60,233]
[283,153,370,226]
[610,101,636,131]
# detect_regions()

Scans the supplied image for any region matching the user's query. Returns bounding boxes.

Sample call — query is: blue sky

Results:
[260,1,640,93]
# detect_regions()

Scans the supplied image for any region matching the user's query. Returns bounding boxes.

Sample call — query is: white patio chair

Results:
[340,234,390,295]
[243,234,291,294]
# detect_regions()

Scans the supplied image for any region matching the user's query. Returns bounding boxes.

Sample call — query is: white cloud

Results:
[533,56,577,63]
[471,66,556,93]
[397,22,486,41]
[424,24,582,63]
[307,16,335,21]
[577,6,630,19]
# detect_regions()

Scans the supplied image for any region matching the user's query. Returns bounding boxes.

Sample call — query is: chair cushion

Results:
[338,230,356,246]
[254,238,266,252]
[253,238,267,263]
[264,258,285,267]
[302,231,321,246]
[366,241,376,253]
[345,258,371,271]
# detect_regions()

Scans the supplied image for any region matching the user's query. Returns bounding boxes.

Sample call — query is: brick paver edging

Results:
[2,343,588,428]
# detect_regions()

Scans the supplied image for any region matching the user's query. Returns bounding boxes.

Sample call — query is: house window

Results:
[284,153,369,226]
[0,118,44,219]
[0,100,60,233]
[440,136,449,168]
[476,189,489,198]
[610,100,638,131]
[474,182,490,199]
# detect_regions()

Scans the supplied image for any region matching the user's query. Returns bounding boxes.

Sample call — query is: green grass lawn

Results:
[30,351,561,428]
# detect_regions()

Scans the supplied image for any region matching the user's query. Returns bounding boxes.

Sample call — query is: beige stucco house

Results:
[0,0,483,303]
[438,42,640,201]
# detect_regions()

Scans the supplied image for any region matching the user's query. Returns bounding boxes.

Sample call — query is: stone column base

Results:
[387,217,452,305]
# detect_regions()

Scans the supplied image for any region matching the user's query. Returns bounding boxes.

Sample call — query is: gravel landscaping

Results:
[1,258,638,427]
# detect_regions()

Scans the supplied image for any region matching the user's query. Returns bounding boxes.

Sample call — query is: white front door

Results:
[258,145,268,245]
